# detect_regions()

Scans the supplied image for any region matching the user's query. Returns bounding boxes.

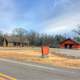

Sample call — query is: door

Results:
[65,44,68,48]
[65,44,73,49]
[69,44,73,49]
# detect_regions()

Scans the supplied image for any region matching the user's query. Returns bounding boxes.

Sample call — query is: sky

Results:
[0,0,80,36]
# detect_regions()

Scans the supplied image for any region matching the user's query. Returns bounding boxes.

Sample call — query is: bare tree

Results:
[27,31,40,46]
[73,26,80,35]
[0,31,4,46]
[12,28,28,46]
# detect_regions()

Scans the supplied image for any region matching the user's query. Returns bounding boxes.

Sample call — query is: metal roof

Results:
[60,38,80,44]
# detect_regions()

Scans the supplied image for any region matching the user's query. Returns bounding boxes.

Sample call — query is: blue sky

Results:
[0,0,80,35]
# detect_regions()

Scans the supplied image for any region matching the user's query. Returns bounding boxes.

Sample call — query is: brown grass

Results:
[0,47,80,69]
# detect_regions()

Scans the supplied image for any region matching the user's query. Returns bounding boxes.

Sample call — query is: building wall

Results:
[0,38,29,47]
[7,42,28,47]
[59,44,76,49]
[8,43,14,47]
[74,44,80,49]
[59,40,80,49]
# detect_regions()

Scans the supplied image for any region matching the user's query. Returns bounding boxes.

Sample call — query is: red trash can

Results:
[41,46,49,57]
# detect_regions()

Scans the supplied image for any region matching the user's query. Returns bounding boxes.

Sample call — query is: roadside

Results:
[0,58,80,80]
[0,47,80,69]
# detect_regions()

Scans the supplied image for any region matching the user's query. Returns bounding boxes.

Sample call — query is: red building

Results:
[59,38,80,49]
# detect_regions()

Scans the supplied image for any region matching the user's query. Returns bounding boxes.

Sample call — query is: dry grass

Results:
[0,47,80,69]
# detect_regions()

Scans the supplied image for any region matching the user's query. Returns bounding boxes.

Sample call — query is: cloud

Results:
[43,13,80,34]
[39,0,80,34]
[0,0,80,35]
[0,0,16,32]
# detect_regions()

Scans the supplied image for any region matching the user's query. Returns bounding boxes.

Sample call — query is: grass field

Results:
[0,47,80,69]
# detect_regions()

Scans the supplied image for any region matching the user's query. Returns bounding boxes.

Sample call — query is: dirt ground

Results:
[0,47,80,69]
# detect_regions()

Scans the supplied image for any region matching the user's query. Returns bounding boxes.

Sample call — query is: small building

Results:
[59,38,80,49]
[0,35,29,47]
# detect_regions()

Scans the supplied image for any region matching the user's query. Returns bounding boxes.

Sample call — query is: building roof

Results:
[60,38,80,45]
[4,35,28,43]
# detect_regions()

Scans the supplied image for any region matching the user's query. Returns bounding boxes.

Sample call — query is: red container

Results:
[41,46,49,55]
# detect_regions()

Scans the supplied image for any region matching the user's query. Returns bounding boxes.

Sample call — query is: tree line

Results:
[0,26,80,47]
